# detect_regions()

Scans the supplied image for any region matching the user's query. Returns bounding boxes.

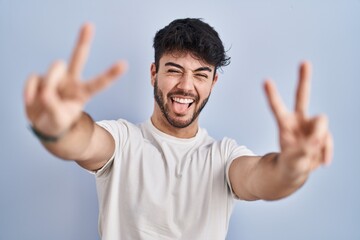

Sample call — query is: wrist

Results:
[29,125,67,143]
[277,153,309,184]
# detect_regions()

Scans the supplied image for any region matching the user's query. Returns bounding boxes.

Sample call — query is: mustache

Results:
[167,90,199,102]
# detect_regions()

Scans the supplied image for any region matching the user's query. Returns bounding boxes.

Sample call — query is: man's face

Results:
[151,52,218,129]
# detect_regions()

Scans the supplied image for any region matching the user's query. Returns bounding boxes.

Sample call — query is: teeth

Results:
[172,97,194,104]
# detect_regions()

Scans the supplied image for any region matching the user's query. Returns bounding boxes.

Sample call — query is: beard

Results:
[154,78,210,129]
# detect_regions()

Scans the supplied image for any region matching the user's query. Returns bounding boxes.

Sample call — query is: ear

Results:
[151,63,157,86]
[211,73,218,90]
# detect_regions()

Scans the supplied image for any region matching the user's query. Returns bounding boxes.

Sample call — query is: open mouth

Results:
[171,97,194,107]
[170,97,195,114]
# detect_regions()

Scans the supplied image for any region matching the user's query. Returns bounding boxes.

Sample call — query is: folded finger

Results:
[40,61,67,108]
[24,74,41,106]
[310,153,322,171]
[308,114,328,148]
[45,61,67,90]
[323,132,334,166]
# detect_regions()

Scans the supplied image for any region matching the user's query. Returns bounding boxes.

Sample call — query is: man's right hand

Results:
[24,23,127,138]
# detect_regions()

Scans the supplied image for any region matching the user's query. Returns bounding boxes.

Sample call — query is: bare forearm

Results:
[41,112,95,161]
[232,62,332,201]
[249,152,309,201]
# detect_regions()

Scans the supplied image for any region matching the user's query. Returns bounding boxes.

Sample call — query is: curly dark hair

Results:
[153,18,230,75]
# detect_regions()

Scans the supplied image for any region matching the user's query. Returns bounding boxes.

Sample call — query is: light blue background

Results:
[1,0,359,239]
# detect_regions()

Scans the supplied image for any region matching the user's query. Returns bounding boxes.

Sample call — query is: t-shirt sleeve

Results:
[222,138,256,199]
[90,119,130,177]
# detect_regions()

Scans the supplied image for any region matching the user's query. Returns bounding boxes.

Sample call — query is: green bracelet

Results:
[29,125,63,143]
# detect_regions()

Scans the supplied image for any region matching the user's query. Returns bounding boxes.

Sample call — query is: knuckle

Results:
[27,73,38,80]
[49,60,67,74]
[317,114,328,125]
[40,88,52,106]
[52,60,66,68]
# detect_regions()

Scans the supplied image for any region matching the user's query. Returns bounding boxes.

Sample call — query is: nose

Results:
[177,73,194,92]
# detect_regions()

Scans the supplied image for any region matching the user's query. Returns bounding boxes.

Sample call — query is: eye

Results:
[195,73,208,79]
[167,69,181,74]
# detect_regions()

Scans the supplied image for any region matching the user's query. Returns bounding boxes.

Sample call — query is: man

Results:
[24,18,333,239]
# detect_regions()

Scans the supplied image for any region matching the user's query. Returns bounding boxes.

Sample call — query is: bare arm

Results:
[230,153,309,201]
[229,62,334,201]
[24,24,127,171]
[42,112,115,171]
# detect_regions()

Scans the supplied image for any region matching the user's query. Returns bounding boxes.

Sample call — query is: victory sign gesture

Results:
[264,62,333,179]
[24,24,127,138]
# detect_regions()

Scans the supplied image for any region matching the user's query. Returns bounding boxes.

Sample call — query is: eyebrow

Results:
[165,62,212,73]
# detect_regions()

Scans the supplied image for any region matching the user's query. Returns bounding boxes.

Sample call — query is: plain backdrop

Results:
[1,0,359,239]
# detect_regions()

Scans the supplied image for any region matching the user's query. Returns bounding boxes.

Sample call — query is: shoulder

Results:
[95,119,147,149]
[210,137,255,160]
[96,118,143,135]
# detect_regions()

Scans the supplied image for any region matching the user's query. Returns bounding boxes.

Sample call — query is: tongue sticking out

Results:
[172,101,190,114]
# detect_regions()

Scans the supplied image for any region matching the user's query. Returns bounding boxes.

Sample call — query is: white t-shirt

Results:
[94,119,254,240]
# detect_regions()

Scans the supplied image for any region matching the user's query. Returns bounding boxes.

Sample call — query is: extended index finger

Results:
[264,79,288,125]
[68,23,94,79]
[295,61,312,117]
